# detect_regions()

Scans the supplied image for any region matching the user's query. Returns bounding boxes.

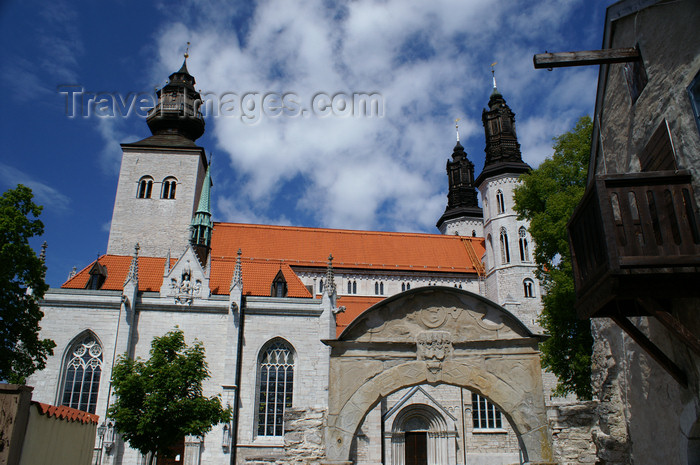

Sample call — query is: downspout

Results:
[230,296,246,465]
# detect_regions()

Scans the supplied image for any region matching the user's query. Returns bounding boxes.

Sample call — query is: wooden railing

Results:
[568,170,700,318]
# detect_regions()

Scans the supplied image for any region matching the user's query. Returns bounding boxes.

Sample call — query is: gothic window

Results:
[348,281,352,294]
[472,393,503,430]
[137,176,153,199]
[519,227,530,262]
[472,230,477,237]
[257,339,294,437]
[319,279,324,294]
[353,281,357,294]
[500,228,510,264]
[161,177,177,199]
[524,279,535,298]
[402,283,405,292]
[374,281,384,295]
[60,333,103,414]
[496,190,505,214]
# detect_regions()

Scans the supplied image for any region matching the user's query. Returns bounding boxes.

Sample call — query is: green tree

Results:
[513,116,594,399]
[0,184,56,383]
[108,329,231,465]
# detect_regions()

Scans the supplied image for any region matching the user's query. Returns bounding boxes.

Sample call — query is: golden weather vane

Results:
[490,61,498,89]
[184,41,191,59]
[455,118,461,142]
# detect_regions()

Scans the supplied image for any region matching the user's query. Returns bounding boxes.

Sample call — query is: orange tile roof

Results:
[33,402,99,424]
[63,255,175,292]
[209,258,311,297]
[335,295,386,336]
[210,223,484,273]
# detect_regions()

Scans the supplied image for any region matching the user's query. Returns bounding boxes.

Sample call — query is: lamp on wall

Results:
[222,423,232,451]
[103,420,115,452]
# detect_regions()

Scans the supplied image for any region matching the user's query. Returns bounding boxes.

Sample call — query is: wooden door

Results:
[405,432,427,465]
[156,437,185,465]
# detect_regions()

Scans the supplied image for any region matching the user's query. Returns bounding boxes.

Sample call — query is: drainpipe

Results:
[230,296,246,465]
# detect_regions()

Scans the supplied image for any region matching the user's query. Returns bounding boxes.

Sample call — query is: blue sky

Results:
[0,0,606,287]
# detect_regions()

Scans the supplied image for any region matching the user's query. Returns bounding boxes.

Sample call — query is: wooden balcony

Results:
[568,169,700,319]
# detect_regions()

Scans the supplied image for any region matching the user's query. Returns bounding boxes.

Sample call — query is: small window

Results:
[689,70,700,135]
[472,230,477,237]
[137,176,153,199]
[472,393,503,430]
[161,177,177,199]
[271,271,287,297]
[518,227,530,262]
[500,227,510,264]
[496,190,505,214]
[375,281,384,295]
[347,280,357,295]
[85,261,107,290]
[523,279,535,298]
[319,279,324,294]
[623,46,647,105]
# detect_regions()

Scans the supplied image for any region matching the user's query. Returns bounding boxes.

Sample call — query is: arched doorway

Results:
[391,403,452,465]
[325,287,555,464]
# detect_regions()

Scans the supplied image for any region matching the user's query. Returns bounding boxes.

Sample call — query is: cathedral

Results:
[28,57,556,465]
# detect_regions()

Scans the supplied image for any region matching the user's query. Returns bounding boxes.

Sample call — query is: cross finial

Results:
[184,41,190,59]
[455,118,461,142]
[490,61,498,90]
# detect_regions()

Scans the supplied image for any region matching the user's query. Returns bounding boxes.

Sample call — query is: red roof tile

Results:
[33,402,99,424]
[335,296,386,336]
[63,255,175,292]
[209,259,311,297]
[210,223,484,273]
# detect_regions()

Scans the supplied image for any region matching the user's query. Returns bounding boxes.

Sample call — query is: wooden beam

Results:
[636,298,700,357]
[611,314,688,388]
[533,48,640,69]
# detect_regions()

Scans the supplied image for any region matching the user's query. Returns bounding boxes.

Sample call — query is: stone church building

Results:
[28,57,564,465]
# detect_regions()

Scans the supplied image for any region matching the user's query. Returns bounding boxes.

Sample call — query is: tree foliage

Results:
[513,116,594,399]
[0,185,56,383]
[108,329,231,465]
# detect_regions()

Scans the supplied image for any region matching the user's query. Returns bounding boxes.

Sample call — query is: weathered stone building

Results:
[565,1,700,464]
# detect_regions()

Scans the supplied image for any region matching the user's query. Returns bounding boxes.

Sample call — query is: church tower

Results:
[475,79,541,329]
[106,55,209,258]
[436,122,483,237]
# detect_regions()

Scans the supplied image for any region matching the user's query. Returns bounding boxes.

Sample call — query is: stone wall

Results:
[547,402,597,465]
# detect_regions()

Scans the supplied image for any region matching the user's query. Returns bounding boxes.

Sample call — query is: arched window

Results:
[401,283,405,292]
[375,282,379,295]
[380,282,384,295]
[524,279,535,298]
[257,339,294,437]
[500,227,510,264]
[496,189,505,214]
[319,279,323,294]
[161,177,177,199]
[348,281,352,294]
[472,230,477,237]
[137,176,153,199]
[519,227,530,262]
[60,333,103,414]
[352,281,357,294]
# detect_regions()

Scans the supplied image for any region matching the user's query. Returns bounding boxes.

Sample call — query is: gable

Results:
[339,287,533,343]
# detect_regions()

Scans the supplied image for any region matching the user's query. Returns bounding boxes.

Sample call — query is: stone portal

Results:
[324,287,556,464]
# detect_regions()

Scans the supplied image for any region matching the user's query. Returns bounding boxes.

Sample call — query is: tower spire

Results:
[455,118,461,142]
[191,161,213,263]
[146,45,204,141]
[475,68,530,188]
[491,62,498,94]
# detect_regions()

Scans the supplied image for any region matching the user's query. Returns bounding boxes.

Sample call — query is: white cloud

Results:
[0,163,71,211]
[150,0,598,233]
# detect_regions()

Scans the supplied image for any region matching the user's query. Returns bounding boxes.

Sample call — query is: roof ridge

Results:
[212,221,473,239]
